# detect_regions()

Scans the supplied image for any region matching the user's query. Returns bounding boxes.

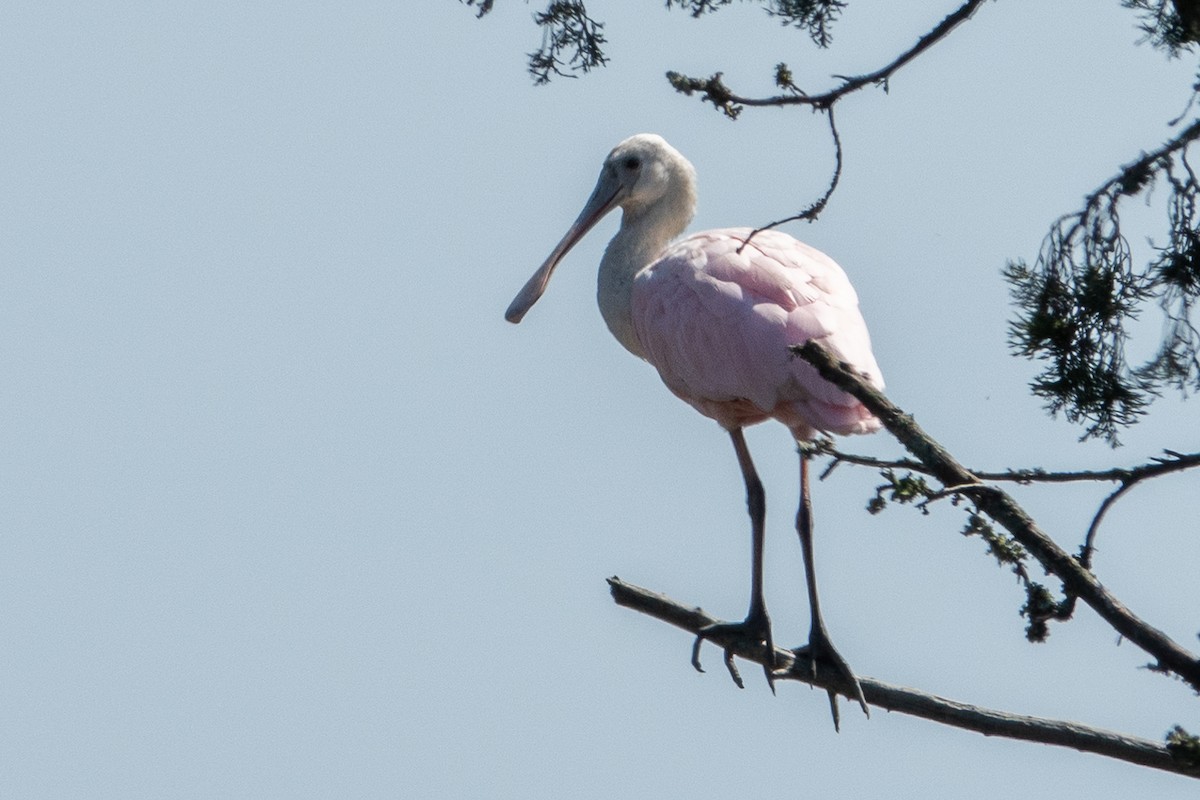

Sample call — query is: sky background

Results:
[2,1,1199,797]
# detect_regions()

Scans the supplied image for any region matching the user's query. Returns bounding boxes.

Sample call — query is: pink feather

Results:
[631,228,882,439]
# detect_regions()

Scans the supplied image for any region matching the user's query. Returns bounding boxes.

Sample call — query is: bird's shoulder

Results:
[635,227,860,311]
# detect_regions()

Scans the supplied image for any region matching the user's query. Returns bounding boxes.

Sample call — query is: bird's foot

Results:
[691,608,777,694]
[790,626,869,732]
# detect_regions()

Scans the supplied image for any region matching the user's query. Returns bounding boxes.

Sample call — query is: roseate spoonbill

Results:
[506,134,883,727]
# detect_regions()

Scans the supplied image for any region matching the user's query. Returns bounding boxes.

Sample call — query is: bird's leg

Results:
[791,452,869,731]
[691,428,777,692]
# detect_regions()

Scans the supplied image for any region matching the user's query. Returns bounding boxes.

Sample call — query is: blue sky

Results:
[2,2,1199,797]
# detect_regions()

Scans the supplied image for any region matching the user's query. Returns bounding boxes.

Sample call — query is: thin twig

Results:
[607,577,1200,780]
[1076,449,1200,568]
[804,438,1200,487]
[1081,481,1137,569]
[735,108,843,254]
[792,341,1200,691]
[729,108,844,258]
[807,437,1200,567]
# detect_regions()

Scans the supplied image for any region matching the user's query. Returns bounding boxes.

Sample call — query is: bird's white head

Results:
[505,134,697,324]
[601,133,696,215]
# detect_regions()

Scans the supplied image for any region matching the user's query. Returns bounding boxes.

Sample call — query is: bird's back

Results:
[630,228,883,439]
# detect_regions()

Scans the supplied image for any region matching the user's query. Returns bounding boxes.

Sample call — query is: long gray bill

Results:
[505,178,622,323]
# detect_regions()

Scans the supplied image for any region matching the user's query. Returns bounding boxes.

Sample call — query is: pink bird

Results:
[506,134,883,727]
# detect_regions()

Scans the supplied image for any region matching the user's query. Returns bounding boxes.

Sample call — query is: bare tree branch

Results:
[791,341,1200,691]
[665,0,988,243]
[608,577,1200,780]
[666,0,989,113]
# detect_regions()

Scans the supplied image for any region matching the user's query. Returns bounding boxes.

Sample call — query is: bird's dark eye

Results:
[622,156,641,170]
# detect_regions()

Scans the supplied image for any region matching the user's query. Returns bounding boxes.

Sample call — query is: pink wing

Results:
[630,228,883,438]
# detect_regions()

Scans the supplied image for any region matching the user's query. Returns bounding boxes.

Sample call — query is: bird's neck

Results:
[597,180,696,359]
